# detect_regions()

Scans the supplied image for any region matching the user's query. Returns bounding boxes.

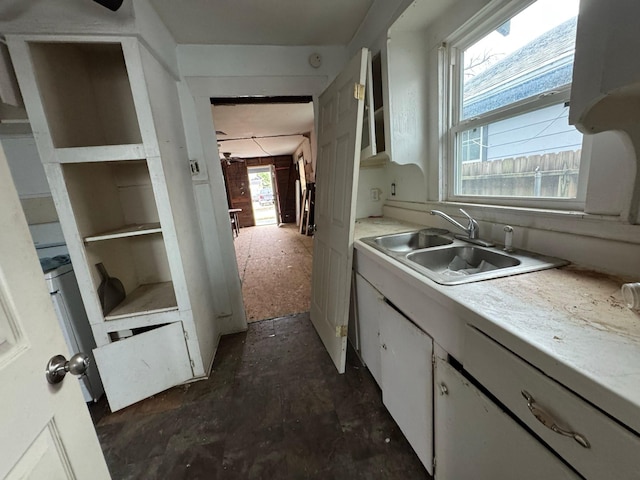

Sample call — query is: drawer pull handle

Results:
[521,390,590,449]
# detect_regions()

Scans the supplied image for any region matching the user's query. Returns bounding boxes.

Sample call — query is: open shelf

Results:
[55,144,146,164]
[28,41,142,148]
[63,160,160,240]
[105,281,177,321]
[84,222,162,243]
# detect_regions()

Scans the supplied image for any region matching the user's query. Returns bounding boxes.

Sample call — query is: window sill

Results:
[384,199,640,245]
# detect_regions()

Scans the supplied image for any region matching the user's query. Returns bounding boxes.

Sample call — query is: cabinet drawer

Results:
[465,326,640,480]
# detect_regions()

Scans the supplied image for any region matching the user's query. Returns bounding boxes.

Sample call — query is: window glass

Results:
[462,0,579,120]
[455,104,582,197]
[450,0,584,202]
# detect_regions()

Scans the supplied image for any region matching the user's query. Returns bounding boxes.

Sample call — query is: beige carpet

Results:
[233,223,313,322]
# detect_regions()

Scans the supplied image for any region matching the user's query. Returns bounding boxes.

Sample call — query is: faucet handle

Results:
[459,208,473,221]
[459,209,479,238]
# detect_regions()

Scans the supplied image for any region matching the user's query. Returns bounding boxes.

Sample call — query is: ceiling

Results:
[148,0,375,45]
[148,1,372,160]
[211,102,314,159]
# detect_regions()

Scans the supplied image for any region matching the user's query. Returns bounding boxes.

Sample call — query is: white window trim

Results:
[441,0,589,211]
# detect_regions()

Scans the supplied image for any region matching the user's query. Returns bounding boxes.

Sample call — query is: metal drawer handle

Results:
[521,390,590,449]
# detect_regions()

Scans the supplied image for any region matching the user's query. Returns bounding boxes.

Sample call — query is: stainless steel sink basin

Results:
[359,230,568,285]
[373,231,453,252]
[407,246,520,272]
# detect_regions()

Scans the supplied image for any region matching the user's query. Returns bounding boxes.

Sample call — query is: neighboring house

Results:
[462,18,582,162]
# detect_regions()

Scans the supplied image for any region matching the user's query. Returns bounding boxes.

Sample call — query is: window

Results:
[446,0,585,206]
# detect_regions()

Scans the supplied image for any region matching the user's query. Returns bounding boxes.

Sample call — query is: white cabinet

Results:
[570,0,640,134]
[379,300,433,475]
[9,36,216,411]
[385,25,429,168]
[353,272,383,386]
[360,52,388,167]
[465,325,640,480]
[434,356,580,480]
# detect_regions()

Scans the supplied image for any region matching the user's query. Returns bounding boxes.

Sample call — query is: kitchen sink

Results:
[373,230,453,252]
[407,246,520,272]
[360,231,568,285]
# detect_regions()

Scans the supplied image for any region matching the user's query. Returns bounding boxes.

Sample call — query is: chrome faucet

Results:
[430,208,479,240]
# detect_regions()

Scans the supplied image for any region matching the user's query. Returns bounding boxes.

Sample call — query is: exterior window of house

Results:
[446,0,585,205]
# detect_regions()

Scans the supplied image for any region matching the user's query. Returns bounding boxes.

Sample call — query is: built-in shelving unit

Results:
[10,34,216,410]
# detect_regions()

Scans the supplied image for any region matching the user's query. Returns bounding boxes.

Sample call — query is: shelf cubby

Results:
[28,41,142,148]
[105,282,177,321]
[62,160,160,240]
[85,233,175,320]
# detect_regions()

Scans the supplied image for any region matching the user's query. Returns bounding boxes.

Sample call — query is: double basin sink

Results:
[360,229,567,285]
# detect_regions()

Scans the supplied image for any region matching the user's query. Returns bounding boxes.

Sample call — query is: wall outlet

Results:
[189,160,200,176]
[370,188,381,201]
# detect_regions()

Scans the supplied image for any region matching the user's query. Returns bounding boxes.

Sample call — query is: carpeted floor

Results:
[90,313,429,479]
[233,224,313,322]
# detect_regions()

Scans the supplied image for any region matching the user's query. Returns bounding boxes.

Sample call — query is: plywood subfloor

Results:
[234,224,313,322]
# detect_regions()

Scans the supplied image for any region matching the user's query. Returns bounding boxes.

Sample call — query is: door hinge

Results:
[190,359,195,369]
[354,83,365,101]
[184,331,189,341]
[433,456,437,471]
[336,325,348,337]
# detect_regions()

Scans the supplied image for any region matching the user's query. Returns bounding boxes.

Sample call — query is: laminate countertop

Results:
[354,216,640,435]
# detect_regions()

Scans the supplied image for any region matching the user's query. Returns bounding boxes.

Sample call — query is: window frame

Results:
[442,0,590,210]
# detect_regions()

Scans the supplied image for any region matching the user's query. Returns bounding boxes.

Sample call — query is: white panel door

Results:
[310,48,368,373]
[0,146,110,479]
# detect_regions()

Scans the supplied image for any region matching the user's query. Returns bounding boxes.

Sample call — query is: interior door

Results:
[310,48,368,373]
[0,146,110,479]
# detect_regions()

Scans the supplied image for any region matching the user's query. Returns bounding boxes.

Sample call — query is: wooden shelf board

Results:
[105,281,177,321]
[55,143,146,163]
[84,222,162,243]
[361,152,389,168]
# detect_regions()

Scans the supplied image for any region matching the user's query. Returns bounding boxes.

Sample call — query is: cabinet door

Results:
[379,301,433,474]
[434,358,579,480]
[354,272,383,385]
[93,322,193,411]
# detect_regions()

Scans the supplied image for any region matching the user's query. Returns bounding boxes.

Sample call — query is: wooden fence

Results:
[460,150,581,198]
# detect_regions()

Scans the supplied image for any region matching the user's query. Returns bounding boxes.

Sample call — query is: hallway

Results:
[234,224,313,322]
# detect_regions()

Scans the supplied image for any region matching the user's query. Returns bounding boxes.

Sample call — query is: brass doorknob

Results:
[45,353,90,384]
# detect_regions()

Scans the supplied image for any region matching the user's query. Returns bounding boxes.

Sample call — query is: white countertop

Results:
[354,217,640,434]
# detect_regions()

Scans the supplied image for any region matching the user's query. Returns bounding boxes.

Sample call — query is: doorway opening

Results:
[212,97,316,323]
[248,165,278,226]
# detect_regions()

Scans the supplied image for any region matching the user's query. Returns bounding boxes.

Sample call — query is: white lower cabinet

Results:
[434,357,580,480]
[465,326,640,480]
[353,272,383,385]
[379,300,434,475]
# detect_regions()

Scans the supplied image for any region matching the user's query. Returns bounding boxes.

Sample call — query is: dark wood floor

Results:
[90,313,430,479]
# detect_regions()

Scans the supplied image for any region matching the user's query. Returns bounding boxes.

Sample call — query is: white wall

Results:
[175,44,350,335]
